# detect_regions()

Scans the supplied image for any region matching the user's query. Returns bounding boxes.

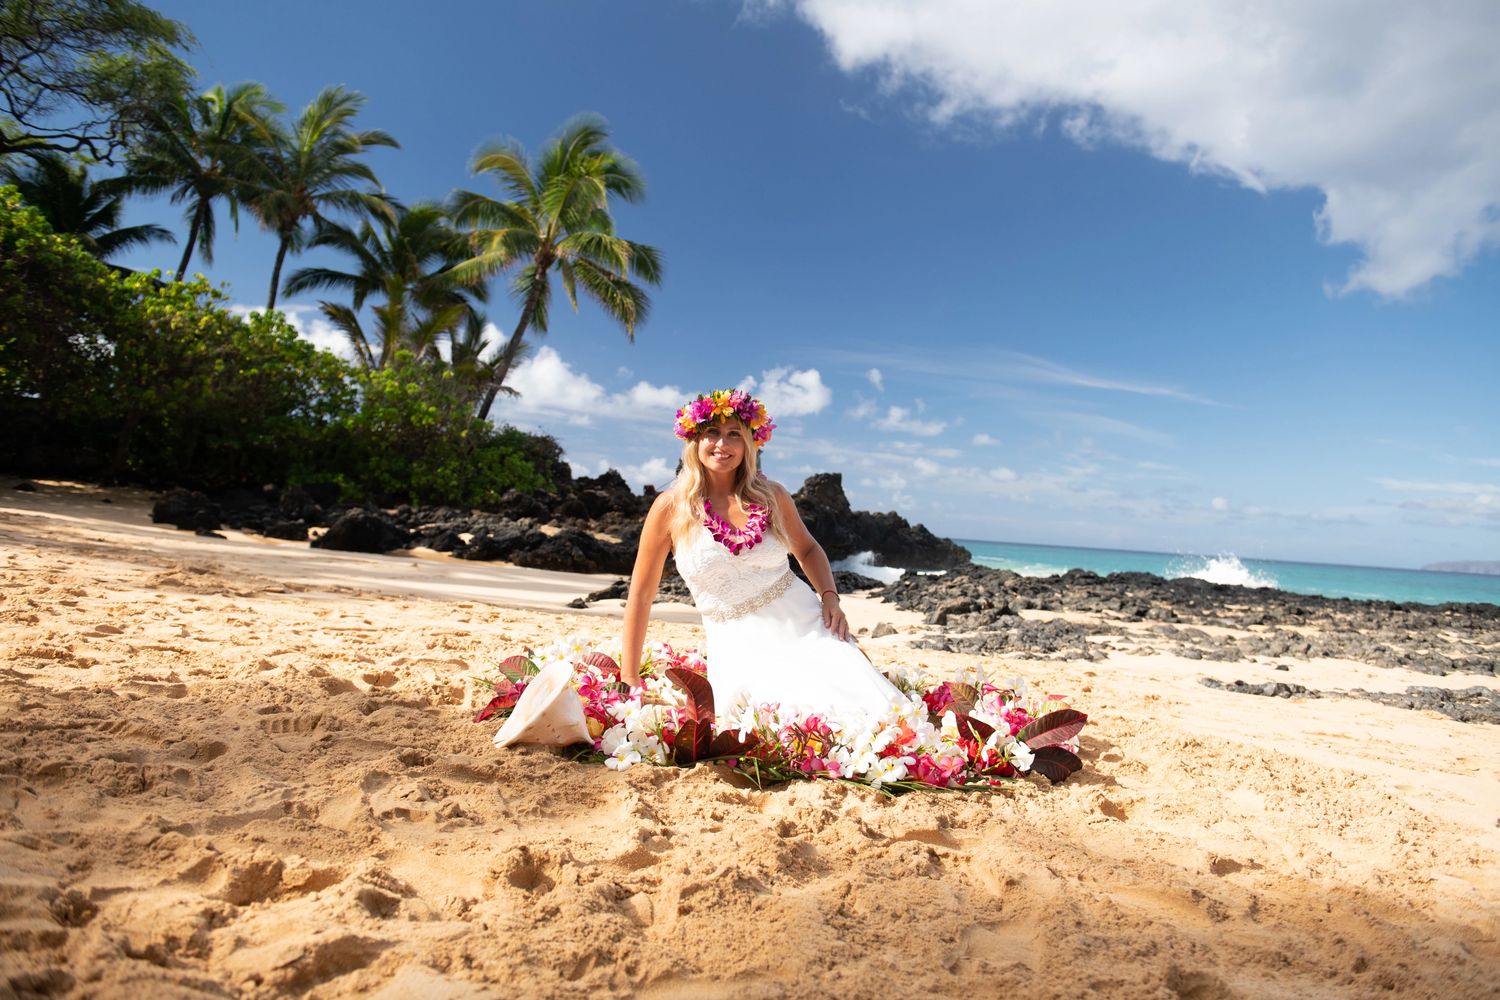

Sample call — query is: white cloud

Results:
[494,346,680,428]
[619,456,675,491]
[741,367,832,417]
[990,466,1017,482]
[498,347,608,426]
[1374,477,1499,527]
[235,304,356,361]
[866,367,884,391]
[849,397,877,420]
[875,405,946,437]
[1211,496,1229,511]
[621,381,684,411]
[780,0,1500,296]
[972,433,998,446]
[912,457,941,476]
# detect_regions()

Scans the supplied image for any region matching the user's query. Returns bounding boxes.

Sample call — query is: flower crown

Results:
[673,389,775,447]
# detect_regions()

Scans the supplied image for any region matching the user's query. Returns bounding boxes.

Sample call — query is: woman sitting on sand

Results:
[617,389,900,718]
[486,389,1083,790]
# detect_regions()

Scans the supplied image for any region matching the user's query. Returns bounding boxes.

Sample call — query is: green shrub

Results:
[327,353,554,505]
[1,183,561,504]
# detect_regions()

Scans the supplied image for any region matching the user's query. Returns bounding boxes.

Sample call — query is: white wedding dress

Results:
[673,520,901,721]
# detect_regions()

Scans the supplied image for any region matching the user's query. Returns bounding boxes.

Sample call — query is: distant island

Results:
[1422,560,1500,576]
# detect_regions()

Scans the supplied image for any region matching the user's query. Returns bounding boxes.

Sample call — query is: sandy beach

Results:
[2,482,1497,999]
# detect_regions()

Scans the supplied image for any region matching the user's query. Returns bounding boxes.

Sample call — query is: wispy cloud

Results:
[1041,410,1174,446]
[1373,477,1500,527]
[1005,353,1225,406]
[819,347,1223,406]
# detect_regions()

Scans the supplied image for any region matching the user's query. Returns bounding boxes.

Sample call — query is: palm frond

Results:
[319,301,375,369]
[470,140,538,203]
[571,258,649,340]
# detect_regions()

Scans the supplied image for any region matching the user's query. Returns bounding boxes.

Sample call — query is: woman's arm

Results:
[773,483,850,641]
[620,492,675,685]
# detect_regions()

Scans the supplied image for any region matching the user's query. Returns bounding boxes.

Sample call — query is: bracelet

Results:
[820,589,838,601]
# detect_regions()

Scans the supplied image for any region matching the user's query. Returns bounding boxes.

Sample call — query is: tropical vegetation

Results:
[0,0,662,508]
[449,115,663,420]
[123,80,281,280]
[2,151,173,260]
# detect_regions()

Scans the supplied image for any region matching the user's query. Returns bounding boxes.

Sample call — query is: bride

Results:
[619,389,900,719]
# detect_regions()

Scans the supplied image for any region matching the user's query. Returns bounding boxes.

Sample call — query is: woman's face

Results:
[696,419,748,476]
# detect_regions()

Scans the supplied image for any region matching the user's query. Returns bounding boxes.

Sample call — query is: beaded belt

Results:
[700,569,797,622]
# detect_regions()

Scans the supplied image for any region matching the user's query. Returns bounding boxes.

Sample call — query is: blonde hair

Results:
[667,420,790,550]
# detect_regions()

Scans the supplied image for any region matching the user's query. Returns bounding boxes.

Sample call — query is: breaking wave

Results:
[830,551,906,585]
[1168,554,1279,590]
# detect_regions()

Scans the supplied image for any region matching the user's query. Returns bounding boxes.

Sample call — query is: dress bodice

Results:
[674,523,795,621]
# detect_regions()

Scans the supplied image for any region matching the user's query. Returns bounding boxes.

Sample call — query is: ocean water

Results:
[835,542,1500,607]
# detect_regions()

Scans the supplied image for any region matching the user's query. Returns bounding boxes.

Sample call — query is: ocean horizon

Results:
[835,538,1500,608]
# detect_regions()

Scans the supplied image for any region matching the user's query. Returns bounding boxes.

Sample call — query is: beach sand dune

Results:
[2,484,1496,998]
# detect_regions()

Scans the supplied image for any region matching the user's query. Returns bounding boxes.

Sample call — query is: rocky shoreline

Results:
[139,473,1500,723]
[880,563,1500,723]
[145,470,965,582]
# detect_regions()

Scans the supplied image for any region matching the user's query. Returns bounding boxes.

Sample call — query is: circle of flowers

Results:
[673,389,775,448]
[703,499,768,555]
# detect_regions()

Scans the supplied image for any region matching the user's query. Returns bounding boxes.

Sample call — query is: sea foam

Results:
[1169,554,1279,590]
[831,551,906,585]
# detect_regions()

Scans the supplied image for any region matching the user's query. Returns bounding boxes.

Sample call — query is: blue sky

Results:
[110,1,1499,569]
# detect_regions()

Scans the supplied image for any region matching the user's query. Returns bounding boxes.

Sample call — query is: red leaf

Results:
[709,730,758,758]
[948,683,980,712]
[956,713,996,741]
[1016,709,1088,749]
[582,651,619,678]
[499,654,534,680]
[473,695,508,724]
[1027,746,1083,784]
[672,720,714,764]
[666,667,716,727]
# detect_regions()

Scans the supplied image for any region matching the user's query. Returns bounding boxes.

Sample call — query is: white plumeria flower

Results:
[605,744,643,771]
[865,755,911,788]
[955,663,987,691]
[600,724,631,756]
[1006,739,1035,772]
[939,710,960,743]
[726,704,761,741]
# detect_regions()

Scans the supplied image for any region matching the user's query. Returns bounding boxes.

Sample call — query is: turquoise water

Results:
[834,542,1500,607]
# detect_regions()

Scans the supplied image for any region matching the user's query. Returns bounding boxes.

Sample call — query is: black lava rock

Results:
[151,488,221,532]
[264,520,309,541]
[793,473,970,570]
[312,509,410,553]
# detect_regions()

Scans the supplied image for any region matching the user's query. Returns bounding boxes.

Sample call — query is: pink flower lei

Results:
[673,389,775,448]
[703,499,768,555]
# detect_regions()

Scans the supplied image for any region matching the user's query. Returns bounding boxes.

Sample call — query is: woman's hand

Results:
[820,591,850,641]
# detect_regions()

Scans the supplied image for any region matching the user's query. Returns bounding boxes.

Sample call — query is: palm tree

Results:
[284,202,486,369]
[447,115,663,421]
[448,308,529,411]
[242,86,398,311]
[2,152,174,261]
[125,82,283,281]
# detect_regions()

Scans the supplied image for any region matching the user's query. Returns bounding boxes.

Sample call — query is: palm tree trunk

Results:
[476,261,549,422]
[267,236,290,311]
[174,203,205,282]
